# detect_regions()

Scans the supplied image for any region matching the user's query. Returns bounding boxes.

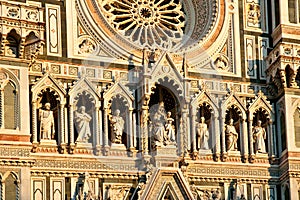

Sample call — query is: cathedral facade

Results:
[0,0,298,199]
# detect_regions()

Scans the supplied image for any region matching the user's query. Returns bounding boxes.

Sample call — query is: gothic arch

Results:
[190,90,218,118]
[31,73,67,153]
[248,91,275,157]
[221,92,247,120]
[148,52,184,103]
[5,29,21,58]
[68,77,101,153]
[0,68,20,130]
[220,91,248,159]
[102,82,135,152]
[69,77,100,107]
[190,90,220,154]
[31,73,66,105]
[103,82,134,110]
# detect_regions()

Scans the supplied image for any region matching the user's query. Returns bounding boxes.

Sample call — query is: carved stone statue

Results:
[164,111,176,145]
[196,117,209,150]
[39,102,55,140]
[74,106,92,143]
[151,102,177,147]
[225,119,238,151]
[110,109,125,144]
[152,102,167,147]
[253,120,266,153]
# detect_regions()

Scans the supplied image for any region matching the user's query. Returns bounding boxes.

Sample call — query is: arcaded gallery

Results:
[0,0,299,199]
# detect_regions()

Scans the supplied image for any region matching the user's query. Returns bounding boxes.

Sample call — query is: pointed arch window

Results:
[0,71,19,130]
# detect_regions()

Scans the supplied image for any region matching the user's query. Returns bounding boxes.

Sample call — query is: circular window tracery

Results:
[100,0,185,50]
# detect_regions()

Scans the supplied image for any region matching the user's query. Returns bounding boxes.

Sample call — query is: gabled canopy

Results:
[141,169,194,200]
[31,73,66,104]
[68,77,100,107]
[103,82,134,109]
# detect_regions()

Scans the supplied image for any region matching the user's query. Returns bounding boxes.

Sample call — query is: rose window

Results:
[100,0,185,50]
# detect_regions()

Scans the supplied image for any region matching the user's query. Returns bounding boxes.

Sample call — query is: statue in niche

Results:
[151,102,177,147]
[74,106,92,143]
[39,102,55,140]
[164,111,176,145]
[196,117,209,150]
[253,120,266,153]
[110,109,125,144]
[151,102,167,147]
[225,119,238,151]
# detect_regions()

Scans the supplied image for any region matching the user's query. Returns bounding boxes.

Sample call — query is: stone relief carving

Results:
[78,38,96,55]
[247,3,261,26]
[191,185,222,200]
[104,183,131,200]
[225,119,238,151]
[253,120,266,153]
[214,55,229,71]
[110,109,125,144]
[74,106,92,143]
[196,117,209,150]
[39,103,55,140]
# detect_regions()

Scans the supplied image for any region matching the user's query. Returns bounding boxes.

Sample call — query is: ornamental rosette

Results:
[99,0,185,50]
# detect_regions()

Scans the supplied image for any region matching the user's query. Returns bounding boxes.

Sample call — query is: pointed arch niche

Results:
[103,82,135,155]
[1,171,20,200]
[221,92,248,162]
[148,83,180,152]
[4,29,21,58]
[31,73,66,153]
[248,91,274,161]
[68,77,101,154]
[190,90,219,159]
[0,68,20,132]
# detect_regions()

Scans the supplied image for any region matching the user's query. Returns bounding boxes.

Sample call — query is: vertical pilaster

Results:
[99,109,103,146]
[141,107,149,154]
[128,108,133,150]
[103,108,109,154]
[191,110,196,154]
[0,90,4,128]
[221,117,226,155]
[241,118,248,162]
[32,101,37,143]
[248,119,254,158]
[69,105,74,143]
[214,115,220,159]
[60,104,65,144]
[95,106,100,149]
[268,120,274,158]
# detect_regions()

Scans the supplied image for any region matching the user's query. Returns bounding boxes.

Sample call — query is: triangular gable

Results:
[68,77,100,104]
[248,91,273,114]
[150,52,183,82]
[222,92,246,112]
[190,90,218,111]
[31,73,66,102]
[141,169,194,200]
[158,182,179,200]
[103,82,134,108]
